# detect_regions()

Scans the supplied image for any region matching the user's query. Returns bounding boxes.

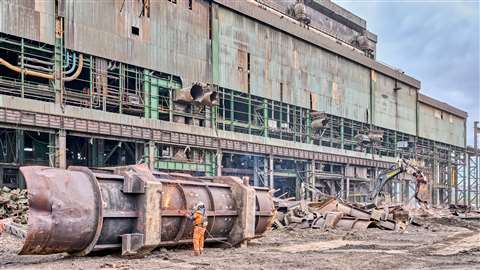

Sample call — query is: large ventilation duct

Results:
[18,165,274,256]
[174,82,218,107]
[311,112,329,129]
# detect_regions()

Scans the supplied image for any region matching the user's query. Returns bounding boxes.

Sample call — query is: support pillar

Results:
[268,154,274,189]
[253,156,259,186]
[216,149,222,176]
[48,133,55,167]
[54,10,64,104]
[15,130,25,188]
[56,130,67,169]
[346,177,350,201]
[309,159,316,200]
[147,141,156,170]
[340,118,344,149]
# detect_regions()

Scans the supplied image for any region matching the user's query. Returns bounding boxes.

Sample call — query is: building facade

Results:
[0,0,477,207]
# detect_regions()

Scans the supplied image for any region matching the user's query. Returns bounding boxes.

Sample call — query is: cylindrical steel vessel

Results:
[19,165,274,256]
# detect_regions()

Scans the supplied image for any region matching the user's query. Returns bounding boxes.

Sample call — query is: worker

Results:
[189,202,208,256]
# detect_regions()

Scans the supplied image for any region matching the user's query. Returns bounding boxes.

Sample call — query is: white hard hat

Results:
[196,202,205,208]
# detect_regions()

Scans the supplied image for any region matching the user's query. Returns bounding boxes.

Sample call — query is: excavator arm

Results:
[369,159,428,206]
[369,164,405,201]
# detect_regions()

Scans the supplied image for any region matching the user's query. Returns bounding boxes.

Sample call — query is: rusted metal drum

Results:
[19,165,274,256]
[19,166,103,255]
[254,187,275,235]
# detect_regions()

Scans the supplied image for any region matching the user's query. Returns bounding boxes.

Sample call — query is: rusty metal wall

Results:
[63,0,211,86]
[373,73,417,135]
[0,0,55,44]
[419,103,466,147]
[218,6,371,123]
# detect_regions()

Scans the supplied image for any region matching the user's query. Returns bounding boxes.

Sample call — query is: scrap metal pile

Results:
[273,197,413,231]
[0,187,28,225]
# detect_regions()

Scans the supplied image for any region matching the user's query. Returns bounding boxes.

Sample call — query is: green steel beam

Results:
[144,70,151,118]
[150,77,159,120]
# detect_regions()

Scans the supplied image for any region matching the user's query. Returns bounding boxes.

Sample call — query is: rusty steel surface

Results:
[19,166,102,255]
[19,165,274,256]
[254,187,276,235]
[336,218,372,231]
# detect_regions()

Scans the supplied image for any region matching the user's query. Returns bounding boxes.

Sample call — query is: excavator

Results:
[370,158,428,207]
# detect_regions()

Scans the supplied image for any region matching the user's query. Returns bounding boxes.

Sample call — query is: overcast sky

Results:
[333,0,479,146]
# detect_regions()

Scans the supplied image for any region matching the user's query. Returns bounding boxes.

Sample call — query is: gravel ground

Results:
[1,216,480,270]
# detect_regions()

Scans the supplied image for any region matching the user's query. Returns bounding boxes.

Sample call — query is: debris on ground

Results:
[273,196,416,232]
[0,187,28,225]
[449,204,480,220]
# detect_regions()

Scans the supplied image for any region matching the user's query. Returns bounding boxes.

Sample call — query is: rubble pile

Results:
[0,187,28,224]
[273,196,415,232]
[449,204,480,219]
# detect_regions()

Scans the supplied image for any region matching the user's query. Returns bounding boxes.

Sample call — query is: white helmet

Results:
[195,202,205,209]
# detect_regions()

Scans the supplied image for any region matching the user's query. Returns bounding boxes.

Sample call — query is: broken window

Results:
[131,26,140,36]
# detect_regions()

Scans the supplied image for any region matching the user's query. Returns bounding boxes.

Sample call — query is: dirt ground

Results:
[1,216,480,270]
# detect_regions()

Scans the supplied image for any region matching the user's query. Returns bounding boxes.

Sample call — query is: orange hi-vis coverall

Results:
[192,210,206,255]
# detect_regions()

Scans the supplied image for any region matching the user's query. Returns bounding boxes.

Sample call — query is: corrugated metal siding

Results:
[64,0,211,86]
[0,0,55,44]
[218,6,371,121]
[373,74,417,135]
[419,103,465,147]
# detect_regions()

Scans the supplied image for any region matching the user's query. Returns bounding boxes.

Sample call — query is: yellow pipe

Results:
[0,58,53,80]
[0,54,84,82]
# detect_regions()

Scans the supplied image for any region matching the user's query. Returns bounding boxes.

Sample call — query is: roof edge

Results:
[418,93,468,119]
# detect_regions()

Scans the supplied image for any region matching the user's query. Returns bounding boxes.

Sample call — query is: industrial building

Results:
[0,0,478,208]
